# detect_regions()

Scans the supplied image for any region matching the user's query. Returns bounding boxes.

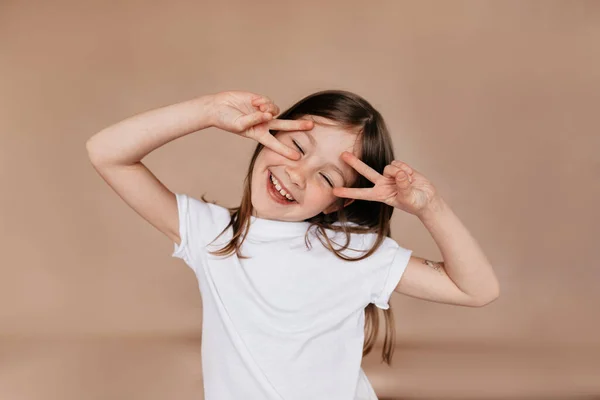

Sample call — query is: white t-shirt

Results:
[171,193,412,400]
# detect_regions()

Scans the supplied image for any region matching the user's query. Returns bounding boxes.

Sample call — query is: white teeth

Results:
[270,172,295,201]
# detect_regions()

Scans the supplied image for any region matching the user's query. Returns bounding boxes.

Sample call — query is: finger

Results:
[237,111,273,130]
[251,96,272,106]
[383,164,401,179]
[391,160,413,175]
[396,169,413,187]
[340,151,381,184]
[259,103,280,116]
[332,187,376,201]
[255,130,301,160]
[267,118,314,132]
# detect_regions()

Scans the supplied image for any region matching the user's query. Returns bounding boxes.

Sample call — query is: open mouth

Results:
[267,171,297,204]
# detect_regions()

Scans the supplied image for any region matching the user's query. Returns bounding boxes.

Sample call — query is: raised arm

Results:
[86,91,314,246]
[333,152,500,307]
[85,95,217,245]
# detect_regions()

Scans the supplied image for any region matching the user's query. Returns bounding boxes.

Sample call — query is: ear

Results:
[323,199,355,215]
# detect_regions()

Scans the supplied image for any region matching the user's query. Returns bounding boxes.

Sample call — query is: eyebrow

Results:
[299,130,349,185]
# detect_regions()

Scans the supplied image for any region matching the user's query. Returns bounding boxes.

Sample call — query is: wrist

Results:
[192,94,218,128]
[417,195,447,221]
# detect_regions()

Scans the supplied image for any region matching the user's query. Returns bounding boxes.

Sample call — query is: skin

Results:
[242,94,498,306]
[250,115,361,221]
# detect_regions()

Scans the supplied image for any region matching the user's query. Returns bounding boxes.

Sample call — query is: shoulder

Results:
[317,228,413,309]
[322,226,408,262]
[367,236,413,309]
[183,194,231,223]
[175,193,232,244]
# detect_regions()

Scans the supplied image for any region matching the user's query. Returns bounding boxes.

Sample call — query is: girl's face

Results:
[251,115,361,222]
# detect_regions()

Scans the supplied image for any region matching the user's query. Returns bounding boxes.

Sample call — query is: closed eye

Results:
[292,139,333,187]
[321,173,334,187]
[292,140,305,155]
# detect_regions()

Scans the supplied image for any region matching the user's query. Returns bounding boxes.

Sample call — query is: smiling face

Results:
[250,115,362,222]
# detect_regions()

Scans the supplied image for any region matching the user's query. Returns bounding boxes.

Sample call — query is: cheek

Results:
[304,185,334,206]
[251,152,272,180]
[256,149,284,168]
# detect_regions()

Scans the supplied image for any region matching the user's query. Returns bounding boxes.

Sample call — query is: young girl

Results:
[86,90,500,400]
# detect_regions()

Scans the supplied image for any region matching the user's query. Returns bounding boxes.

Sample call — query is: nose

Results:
[284,163,306,190]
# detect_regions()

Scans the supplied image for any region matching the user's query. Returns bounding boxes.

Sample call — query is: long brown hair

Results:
[203,89,399,365]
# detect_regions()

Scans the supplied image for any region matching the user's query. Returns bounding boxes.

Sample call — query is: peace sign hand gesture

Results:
[332,152,439,217]
[208,90,313,160]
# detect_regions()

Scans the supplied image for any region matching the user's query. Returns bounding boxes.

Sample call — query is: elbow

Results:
[86,137,112,166]
[472,284,500,307]
[474,294,499,307]
[86,139,100,163]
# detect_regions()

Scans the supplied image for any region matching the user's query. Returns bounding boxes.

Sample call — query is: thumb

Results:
[237,111,272,131]
[396,170,412,191]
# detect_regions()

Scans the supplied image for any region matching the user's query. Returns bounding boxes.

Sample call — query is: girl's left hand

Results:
[332,151,439,217]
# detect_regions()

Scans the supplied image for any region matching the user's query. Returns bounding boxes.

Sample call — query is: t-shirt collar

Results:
[248,215,311,238]
[247,215,360,239]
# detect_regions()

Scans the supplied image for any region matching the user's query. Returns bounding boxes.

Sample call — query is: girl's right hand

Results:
[207,90,314,160]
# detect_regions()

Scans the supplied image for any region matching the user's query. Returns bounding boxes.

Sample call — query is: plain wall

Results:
[1,1,599,399]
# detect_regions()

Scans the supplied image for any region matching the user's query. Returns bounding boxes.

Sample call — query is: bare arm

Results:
[330,152,500,307]
[85,95,216,245]
[86,90,313,247]
[395,196,500,307]
[394,256,482,307]
[86,95,215,166]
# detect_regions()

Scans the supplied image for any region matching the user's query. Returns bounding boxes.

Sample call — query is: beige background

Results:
[1,1,599,399]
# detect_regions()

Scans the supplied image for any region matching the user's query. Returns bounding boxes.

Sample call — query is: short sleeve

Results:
[171,193,193,262]
[171,193,228,268]
[370,240,413,310]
